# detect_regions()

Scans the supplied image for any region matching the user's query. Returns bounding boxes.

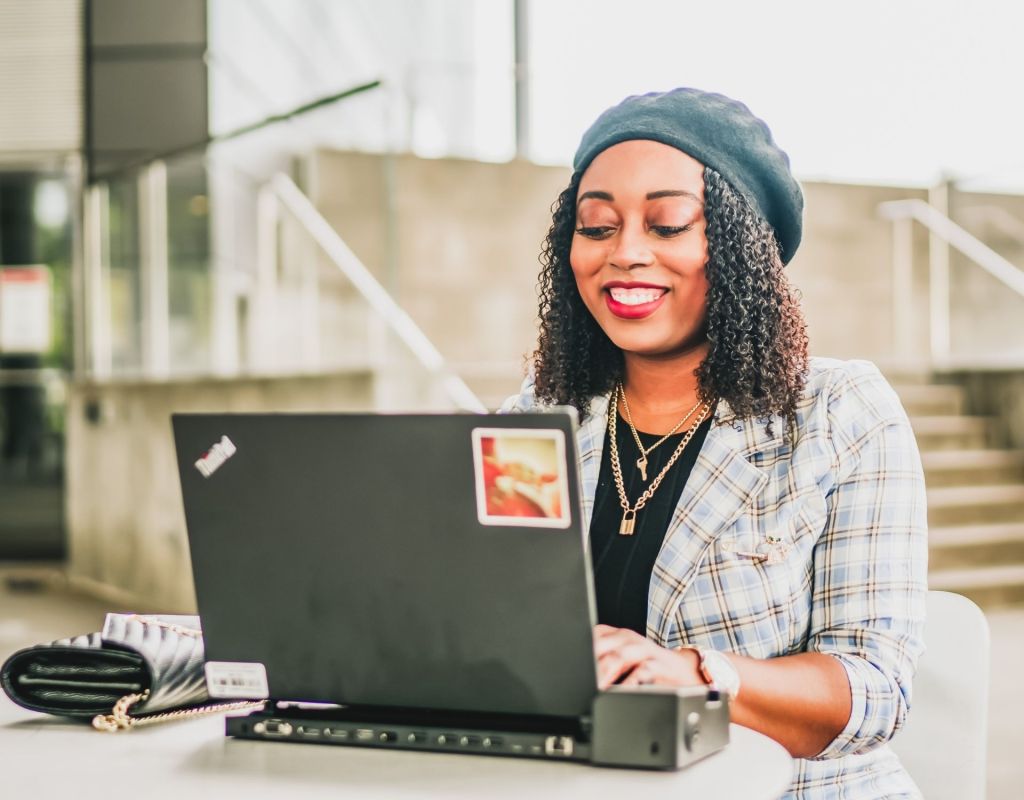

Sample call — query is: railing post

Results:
[892,216,914,361]
[68,154,88,377]
[928,180,952,366]
[251,184,279,372]
[208,162,240,377]
[299,230,321,371]
[138,161,170,378]
[83,183,112,379]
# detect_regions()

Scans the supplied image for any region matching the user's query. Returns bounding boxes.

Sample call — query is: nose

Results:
[608,221,654,270]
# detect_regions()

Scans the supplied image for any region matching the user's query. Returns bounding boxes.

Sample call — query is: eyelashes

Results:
[575,226,614,239]
[574,224,694,240]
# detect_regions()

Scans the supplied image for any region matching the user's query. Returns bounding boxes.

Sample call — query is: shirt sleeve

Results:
[806,361,929,760]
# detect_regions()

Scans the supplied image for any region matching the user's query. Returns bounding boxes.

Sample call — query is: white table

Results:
[1,699,792,799]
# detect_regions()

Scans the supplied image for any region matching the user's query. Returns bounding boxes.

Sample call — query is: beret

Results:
[572,88,804,264]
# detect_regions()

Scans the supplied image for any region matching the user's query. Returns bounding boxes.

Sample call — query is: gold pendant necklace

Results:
[608,383,712,536]
[618,387,702,482]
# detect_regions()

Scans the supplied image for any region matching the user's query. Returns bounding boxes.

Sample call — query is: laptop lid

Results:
[172,411,598,720]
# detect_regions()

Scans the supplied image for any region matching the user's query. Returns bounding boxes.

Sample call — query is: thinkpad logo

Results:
[195,436,237,478]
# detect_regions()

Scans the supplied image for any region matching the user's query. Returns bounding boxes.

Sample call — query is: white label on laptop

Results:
[471,427,572,529]
[205,661,270,699]
[194,435,236,478]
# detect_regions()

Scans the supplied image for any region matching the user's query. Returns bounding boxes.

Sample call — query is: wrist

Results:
[677,646,741,699]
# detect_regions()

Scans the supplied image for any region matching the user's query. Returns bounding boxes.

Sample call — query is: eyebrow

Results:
[577,189,703,205]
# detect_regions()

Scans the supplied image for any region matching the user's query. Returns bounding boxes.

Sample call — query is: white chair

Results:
[890,590,990,800]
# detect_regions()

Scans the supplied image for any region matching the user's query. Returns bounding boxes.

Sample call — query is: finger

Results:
[618,664,650,686]
[593,626,643,659]
[596,644,650,688]
[596,651,633,689]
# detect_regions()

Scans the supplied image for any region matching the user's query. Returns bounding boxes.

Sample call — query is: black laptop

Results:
[172,411,729,766]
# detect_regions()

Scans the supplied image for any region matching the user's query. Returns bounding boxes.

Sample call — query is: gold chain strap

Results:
[91,615,264,732]
[92,690,264,732]
[609,384,712,535]
[123,615,202,638]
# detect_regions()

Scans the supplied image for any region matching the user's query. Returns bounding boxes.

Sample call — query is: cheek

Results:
[569,237,604,283]
[678,270,710,316]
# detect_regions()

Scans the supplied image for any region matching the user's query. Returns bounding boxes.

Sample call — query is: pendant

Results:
[635,455,648,481]
[619,509,637,536]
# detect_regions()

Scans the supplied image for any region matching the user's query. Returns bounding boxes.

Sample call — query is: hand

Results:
[594,624,705,690]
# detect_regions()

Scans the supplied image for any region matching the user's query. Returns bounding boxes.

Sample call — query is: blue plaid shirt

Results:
[504,357,928,799]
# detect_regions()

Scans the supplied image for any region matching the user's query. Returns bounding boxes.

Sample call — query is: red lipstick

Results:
[602,282,668,320]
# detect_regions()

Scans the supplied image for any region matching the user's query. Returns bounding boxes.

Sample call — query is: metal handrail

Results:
[878,199,1024,296]
[268,173,486,413]
[879,198,1024,365]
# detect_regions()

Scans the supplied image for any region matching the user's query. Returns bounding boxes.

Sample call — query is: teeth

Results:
[609,287,665,306]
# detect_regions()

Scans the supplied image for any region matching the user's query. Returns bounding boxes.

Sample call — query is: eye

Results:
[575,225,615,240]
[650,224,693,238]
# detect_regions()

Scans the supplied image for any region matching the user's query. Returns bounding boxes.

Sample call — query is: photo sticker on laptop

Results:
[471,427,571,529]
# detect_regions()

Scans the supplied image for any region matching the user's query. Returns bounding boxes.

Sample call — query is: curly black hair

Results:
[531,166,808,431]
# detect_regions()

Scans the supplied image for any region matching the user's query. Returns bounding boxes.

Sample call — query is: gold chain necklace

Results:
[608,384,712,536]
[618,385,702,482]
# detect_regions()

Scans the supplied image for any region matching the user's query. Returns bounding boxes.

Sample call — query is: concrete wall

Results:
[66,372,375,611]
[308,151,1023,403]
[308,151,569,404]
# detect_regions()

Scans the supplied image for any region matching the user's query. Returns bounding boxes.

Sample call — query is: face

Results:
[571,140,709,360]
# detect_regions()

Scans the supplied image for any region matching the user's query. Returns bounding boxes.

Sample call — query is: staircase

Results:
[895,377,1024,607]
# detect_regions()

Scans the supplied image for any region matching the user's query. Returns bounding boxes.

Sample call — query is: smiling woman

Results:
[503,88,928,800]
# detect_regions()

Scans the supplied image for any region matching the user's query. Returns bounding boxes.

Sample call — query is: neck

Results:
[618,345,710,434]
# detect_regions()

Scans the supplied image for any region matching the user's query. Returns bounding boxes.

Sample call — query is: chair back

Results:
[890,590,990,800]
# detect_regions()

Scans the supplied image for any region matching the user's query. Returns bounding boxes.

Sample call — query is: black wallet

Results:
[1,613,262,730]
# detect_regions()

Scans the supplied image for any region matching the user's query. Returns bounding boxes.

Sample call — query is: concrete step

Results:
[893,383,965,416]
[929,522,1024,570]
[921,449,1024,487]
[910,415,992,451]
[928,564,1024,608]
[927,484,1024,526]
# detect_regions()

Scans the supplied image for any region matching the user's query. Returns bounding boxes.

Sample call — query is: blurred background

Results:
[0,0,1021,796]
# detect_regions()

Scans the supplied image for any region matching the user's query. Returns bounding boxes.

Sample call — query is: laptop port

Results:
[355,728,375,741]
[253,719,293,737]
[544,735,574,757]
[297,726,321,738]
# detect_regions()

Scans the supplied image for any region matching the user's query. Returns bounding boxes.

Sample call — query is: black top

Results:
[589,412,712,636]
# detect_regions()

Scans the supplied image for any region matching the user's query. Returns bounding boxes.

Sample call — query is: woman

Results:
[504,89,927,799]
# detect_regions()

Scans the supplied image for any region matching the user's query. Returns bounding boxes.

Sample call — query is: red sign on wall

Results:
[0,265,51,354]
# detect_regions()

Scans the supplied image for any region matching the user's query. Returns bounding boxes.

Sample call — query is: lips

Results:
[603,282,668,320]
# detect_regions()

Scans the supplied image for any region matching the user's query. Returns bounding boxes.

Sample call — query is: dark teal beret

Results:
[573,88,803,264]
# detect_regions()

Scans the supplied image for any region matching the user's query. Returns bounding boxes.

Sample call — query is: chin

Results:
[604,324,708,361]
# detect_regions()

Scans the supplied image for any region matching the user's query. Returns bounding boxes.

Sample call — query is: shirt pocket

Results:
[676,497,826,655]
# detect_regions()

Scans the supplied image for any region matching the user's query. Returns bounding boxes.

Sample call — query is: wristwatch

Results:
[682,646,741,698]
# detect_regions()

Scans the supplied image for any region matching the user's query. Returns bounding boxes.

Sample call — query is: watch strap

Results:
[678,645,741,699]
